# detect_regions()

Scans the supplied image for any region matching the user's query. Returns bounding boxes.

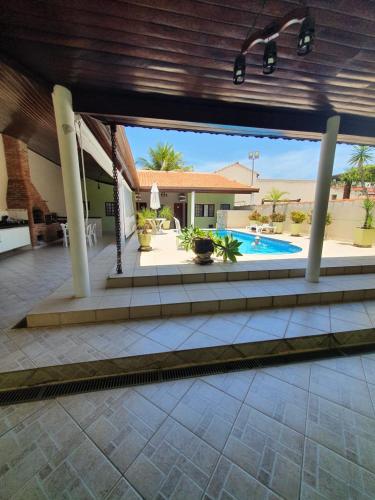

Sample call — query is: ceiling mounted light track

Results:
[233,7,314,84]
[297,16,315,55]
[233,54,246,85]
[263,41,277,75]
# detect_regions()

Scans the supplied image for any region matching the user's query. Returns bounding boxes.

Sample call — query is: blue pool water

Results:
[212,230,302,255]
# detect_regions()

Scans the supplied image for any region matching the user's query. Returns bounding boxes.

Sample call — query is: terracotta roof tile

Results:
[137,170,258,193]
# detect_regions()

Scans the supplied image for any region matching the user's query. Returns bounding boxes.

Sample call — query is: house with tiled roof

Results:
[136,170,258,228]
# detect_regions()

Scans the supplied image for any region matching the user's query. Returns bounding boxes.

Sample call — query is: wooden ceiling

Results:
[1,0,375,143]
[0,60,139,188]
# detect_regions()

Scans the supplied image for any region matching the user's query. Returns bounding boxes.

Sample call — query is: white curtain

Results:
[75,116,112,176]
[120,178,136,239]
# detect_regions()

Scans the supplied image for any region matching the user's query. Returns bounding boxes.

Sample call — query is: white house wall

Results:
[28,149,67,215]
[217,163,320,205]
[221,198,365,242]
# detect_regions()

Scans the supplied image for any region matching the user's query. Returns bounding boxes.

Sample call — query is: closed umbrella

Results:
[150,182,161,210]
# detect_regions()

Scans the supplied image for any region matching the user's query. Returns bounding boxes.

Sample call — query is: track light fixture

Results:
[233,7,314,83]
[233,54,246,85]
[297,16,315,56]
[263,41,277,74]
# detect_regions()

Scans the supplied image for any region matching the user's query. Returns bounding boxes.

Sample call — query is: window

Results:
[195,204,215,217]
[220,203,230,210]
[105,202,116,216]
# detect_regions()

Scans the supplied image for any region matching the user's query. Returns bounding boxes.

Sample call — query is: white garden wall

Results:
[218,198,367,242]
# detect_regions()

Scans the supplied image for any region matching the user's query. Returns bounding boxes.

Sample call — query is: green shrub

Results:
[290,211,306,224]
[177,226,205,251]
[270,212,285,223]
[307,210,332,226]
[249,210,261,221]
[137,208,157,233]
[259,215,269,224]
[212,234,243,263]
[362,197,375,229]
[159,206,173,221]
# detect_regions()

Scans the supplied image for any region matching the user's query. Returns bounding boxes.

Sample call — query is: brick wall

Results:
[3,135,59,246]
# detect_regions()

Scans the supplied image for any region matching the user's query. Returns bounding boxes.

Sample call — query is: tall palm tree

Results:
[137,143,193,171]
[348,145,374,195]
[265,188,289,213]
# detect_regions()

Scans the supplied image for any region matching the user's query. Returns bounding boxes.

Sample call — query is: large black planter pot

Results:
[193,237,214,265]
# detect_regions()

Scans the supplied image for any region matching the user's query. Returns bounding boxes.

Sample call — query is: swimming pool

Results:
[212,230,302,255]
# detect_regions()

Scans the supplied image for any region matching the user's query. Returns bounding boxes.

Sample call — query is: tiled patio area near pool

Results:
[1,239,375,499]
[108,229,375,287]
[24,230,375,330]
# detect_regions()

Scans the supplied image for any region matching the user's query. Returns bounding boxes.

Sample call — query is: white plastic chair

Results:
[60,223,69,247]
[86,223,93,247]
[173,217,182,234]
[174,217,183,249]
[90,223,97,245]
[257,224,275,234]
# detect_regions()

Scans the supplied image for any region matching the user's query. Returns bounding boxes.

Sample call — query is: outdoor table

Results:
[146,218,166,234]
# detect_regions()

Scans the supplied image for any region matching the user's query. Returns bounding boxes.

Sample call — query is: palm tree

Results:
[348,145,374,195]
[137,143,193,171]
[339,167,360,199]
[265,188,289,213]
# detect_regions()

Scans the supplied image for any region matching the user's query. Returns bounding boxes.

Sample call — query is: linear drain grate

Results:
[0,344,374,406]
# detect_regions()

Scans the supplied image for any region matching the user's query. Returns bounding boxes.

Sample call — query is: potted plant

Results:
[354,197,375,247]
[212,234,243,262]
[192,236,215,264]
[290,211,306,236]
[270,212,285,233]
[178,226,205,251]
[307,211,332,239]
[159,206,173,229]
[259,215,269,224]
[136,209,155,251]
[178,227,243,264]
[248,210,261,225]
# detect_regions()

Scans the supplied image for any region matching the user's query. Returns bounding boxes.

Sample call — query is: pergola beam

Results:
[73,89,375,143]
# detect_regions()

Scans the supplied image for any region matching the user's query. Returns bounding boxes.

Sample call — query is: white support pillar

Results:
[190,190,196,227]
[306,115,341,283]
[52,85,91,297]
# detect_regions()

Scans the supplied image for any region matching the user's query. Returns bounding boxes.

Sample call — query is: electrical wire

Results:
[244,0,267,41]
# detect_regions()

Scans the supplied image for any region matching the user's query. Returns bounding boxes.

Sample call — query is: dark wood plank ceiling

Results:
[1,0,375,142]
[0,58,58,163]
[0,59,138,187]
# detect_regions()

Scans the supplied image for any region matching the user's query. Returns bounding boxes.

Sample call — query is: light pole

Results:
[249,151,260,205]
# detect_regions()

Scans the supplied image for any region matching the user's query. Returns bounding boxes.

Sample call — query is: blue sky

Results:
[125,126,354,180]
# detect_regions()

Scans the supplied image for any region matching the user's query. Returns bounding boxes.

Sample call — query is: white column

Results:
[52,85,91,297]
[306,115,341,283]
[190,190,196,227]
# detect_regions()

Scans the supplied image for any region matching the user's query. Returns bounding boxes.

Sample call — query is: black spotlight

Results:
[297,16,315,55]
[263,41,277,74]
[233,54,246,84]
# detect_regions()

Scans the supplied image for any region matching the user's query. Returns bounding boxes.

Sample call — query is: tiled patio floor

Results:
[3,301,375,373]
[25,234,375,328]
[1,241,375,499]
[111,230,375,283]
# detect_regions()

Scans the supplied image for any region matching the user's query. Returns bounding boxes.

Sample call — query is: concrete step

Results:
[26,273,375,328]
[107,262,375,288]
[1,322,374,396]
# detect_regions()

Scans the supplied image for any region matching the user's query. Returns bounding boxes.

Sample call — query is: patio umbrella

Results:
[150,182,161,210]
